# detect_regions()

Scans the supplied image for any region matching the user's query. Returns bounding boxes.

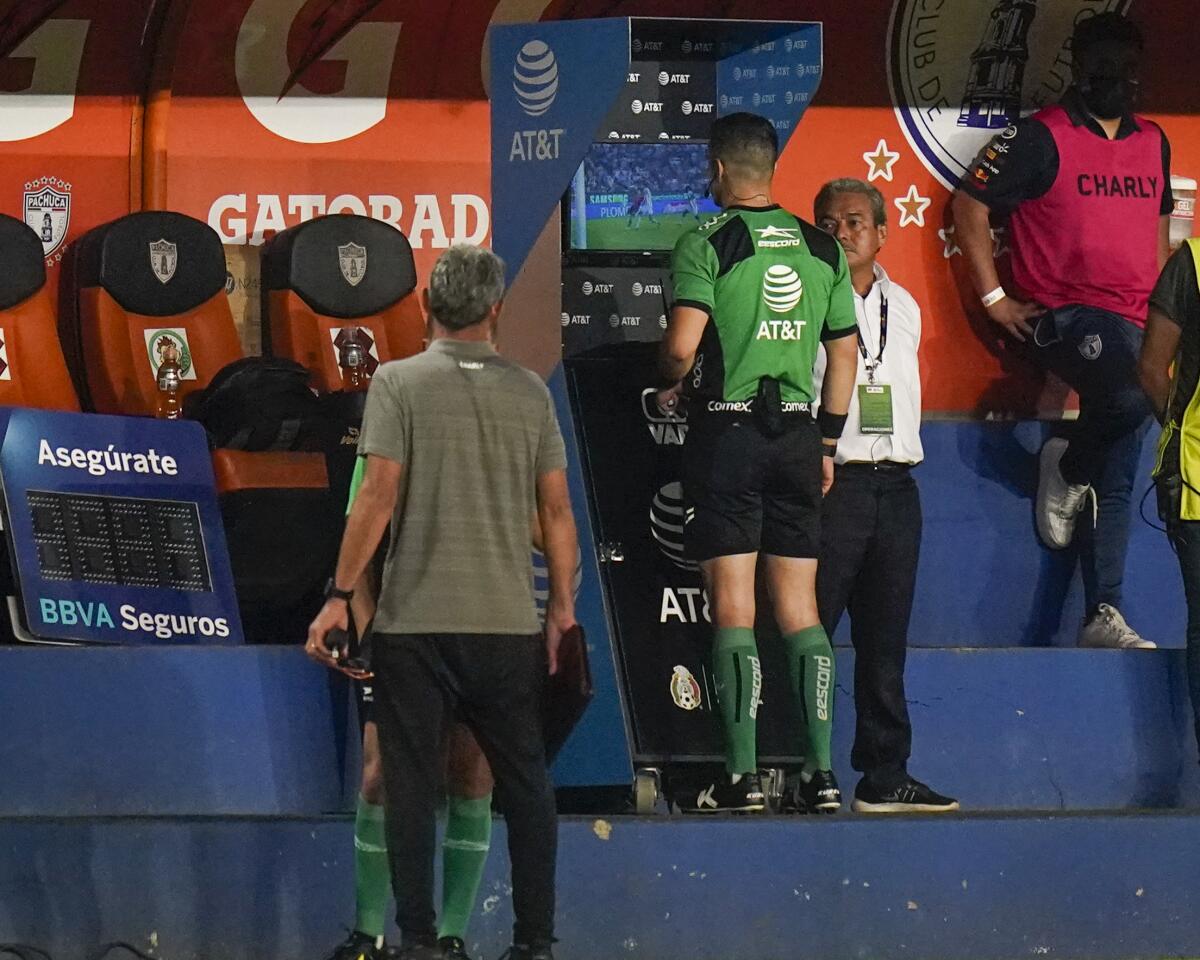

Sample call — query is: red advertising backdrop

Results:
[3,0,1197,412]
[145,0,491,290]
[0,0,158,309]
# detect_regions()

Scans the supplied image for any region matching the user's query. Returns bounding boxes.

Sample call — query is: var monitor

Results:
[566,142,719,254]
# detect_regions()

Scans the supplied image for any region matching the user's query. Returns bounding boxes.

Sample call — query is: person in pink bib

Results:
[952,12,1171,649]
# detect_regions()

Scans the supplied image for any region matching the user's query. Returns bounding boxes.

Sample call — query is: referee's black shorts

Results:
[681,411,822,561]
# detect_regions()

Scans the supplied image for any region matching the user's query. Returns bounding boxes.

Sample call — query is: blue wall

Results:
[3,814,1200,960]
[900,421,1182,648]
[1,645,1196,816]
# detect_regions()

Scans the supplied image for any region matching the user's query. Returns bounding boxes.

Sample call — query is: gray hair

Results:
[427,244,506,331]
[813,178,888,227]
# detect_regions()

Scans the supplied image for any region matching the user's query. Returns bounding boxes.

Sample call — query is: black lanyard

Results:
[855,294,888,385]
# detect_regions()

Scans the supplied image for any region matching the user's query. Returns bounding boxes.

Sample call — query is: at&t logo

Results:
[508,39,564,162]
[661,587,709,623]
[682,101,713,116]
[651,482,698,568]
[762,265,804,313]
[513,40,559,117]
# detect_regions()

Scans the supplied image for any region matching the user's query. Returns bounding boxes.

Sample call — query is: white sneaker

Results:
[1078,604,1157,649]
[1036,437,1091,549]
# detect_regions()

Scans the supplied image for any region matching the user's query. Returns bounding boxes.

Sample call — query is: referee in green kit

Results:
[656,112,859,813]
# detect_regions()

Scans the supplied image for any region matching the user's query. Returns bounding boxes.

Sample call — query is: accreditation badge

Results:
[858,383,894,435]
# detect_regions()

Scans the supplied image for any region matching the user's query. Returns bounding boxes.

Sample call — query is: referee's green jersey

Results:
[671,204,857,406]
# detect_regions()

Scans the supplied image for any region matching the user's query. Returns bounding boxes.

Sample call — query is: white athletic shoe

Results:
[1036,437,1092,549]
[1078,604,1157,649]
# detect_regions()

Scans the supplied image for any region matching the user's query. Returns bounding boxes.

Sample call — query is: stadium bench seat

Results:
[0,213,80,411]
[74,211,243,416]
[261,214,424,392]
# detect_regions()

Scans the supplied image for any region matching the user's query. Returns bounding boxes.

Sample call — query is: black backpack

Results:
[184,356,344,451]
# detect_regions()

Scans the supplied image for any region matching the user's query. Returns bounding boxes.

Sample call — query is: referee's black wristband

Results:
[818,409,848,441]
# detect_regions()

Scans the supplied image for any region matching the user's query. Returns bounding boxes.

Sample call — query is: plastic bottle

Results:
[155,338,182,420]
[340,327,369,393]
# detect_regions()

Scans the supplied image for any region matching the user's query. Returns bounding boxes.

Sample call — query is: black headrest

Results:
[0,213,47,311]
[261,214,417,320]
[76,211,226,318]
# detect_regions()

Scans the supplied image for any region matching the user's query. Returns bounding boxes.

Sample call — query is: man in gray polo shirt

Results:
[308,244,578,960]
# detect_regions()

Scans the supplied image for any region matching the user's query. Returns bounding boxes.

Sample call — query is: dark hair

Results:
[814,178,887,227]
[709,113,778,180]
[1072,12,1143,60]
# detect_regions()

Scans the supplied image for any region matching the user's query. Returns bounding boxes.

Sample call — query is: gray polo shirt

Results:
[358,338,567,635]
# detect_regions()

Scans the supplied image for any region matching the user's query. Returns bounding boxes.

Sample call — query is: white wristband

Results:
[981,287,1007,308]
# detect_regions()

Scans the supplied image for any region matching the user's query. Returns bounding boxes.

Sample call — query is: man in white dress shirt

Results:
[812,179,958,814]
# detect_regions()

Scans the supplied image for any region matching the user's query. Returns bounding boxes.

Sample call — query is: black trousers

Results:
[373,632,557,948]
[816,464,921,791]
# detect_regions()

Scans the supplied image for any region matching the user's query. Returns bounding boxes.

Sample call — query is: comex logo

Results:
[513,40,559,117]
[763,265,804,312]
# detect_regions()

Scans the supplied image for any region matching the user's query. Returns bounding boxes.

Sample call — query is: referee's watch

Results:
[324,579,355,603]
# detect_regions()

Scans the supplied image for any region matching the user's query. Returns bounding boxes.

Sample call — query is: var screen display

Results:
[567,143,720,252]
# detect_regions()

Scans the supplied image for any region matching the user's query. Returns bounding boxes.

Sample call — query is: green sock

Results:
[439,793,493,940]
[712,627,761,775]
[785,626,835,772]
[353,794,389,939]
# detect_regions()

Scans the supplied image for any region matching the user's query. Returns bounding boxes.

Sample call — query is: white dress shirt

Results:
[813,261,923,465]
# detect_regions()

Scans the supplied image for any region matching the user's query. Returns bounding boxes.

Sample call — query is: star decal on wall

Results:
[862,139,901,183]
[938,225,961,258]
[894,185,931,228]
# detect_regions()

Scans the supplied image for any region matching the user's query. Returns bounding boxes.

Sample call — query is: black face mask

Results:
[1079,75,1137,120]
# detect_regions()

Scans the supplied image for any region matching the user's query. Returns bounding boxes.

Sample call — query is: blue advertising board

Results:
[0,408,243,645]
[490,18,633,285]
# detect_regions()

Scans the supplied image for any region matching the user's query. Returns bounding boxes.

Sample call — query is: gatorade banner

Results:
[0,0,156,307]
[0,409,243,645]
[147,0,491,299]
